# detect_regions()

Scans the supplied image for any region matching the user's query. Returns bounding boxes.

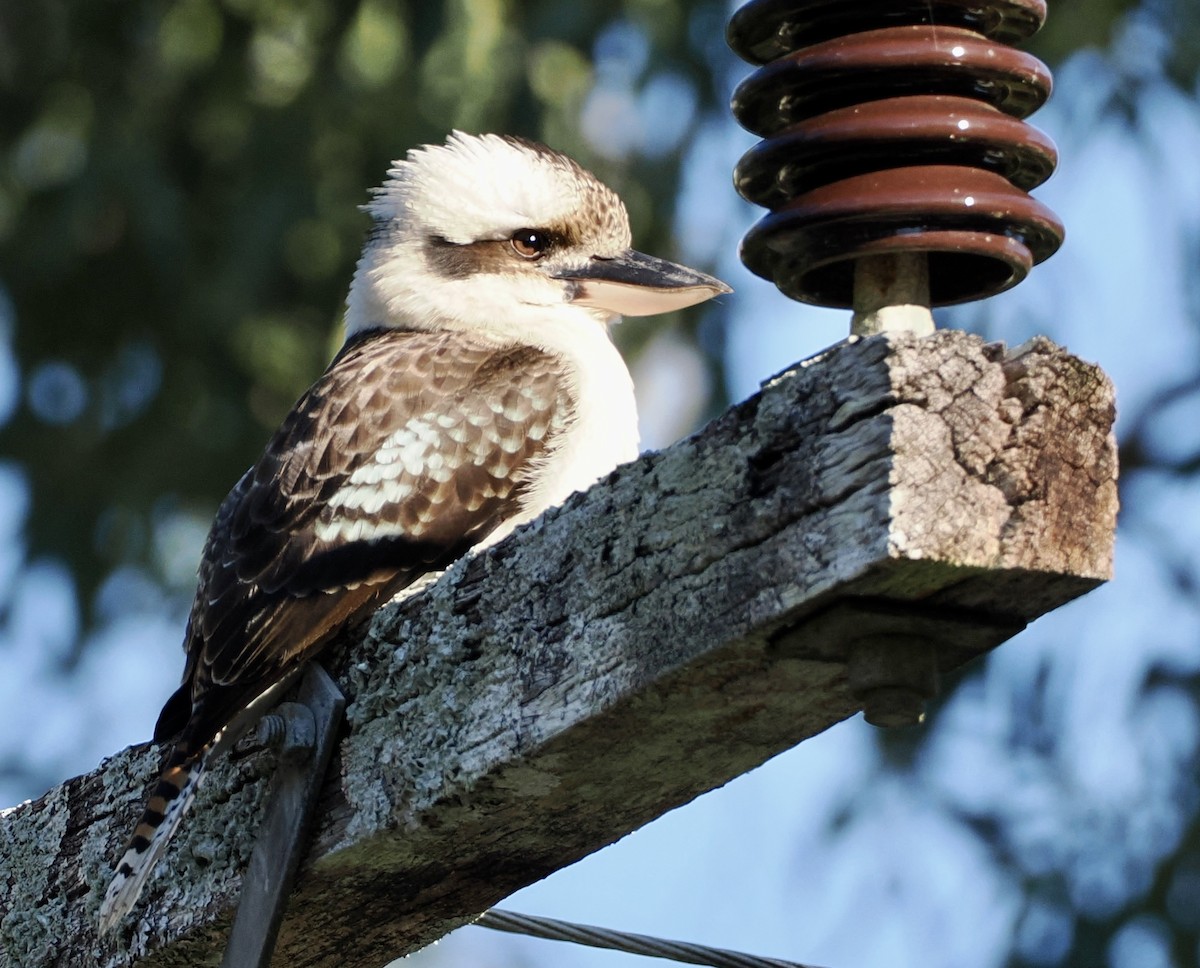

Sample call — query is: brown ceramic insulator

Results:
[731,26,1052,138]
[728,0,1064,309]
[728,0,1047,65]
[735,95,1058,209]
[741,165,1062,306]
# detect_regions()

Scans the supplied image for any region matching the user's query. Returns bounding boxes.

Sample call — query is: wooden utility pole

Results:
[0,331,1115,968]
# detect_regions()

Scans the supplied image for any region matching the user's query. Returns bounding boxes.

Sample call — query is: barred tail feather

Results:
[98,750,210,933]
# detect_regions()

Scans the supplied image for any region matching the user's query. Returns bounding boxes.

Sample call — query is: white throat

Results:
[507,304,640,521]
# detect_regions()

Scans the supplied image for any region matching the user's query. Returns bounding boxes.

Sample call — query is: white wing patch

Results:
[312,399,531,545]
[317,415,446,542]
[368,416,444,475]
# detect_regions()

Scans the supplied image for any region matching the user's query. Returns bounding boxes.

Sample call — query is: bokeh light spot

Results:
[338,0,409,88]
[27,361,87,425]
[528,41,591,108]
[13,85,93,191]
[1109,915,1173,968]
[159,0,224,73]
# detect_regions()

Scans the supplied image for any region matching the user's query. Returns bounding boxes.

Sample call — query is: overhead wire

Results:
[475,908,831,968]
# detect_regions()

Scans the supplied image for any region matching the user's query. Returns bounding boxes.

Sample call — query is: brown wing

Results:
[155,327,574,752]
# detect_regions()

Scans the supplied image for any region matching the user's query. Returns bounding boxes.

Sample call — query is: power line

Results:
[475,908,830,968]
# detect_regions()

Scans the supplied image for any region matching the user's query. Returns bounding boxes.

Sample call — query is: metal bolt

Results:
[250,702,316,762]
[858,686,928,728]
[847,636,939,728]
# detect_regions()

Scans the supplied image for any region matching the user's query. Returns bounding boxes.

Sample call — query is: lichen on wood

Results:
[0,331,1116,968]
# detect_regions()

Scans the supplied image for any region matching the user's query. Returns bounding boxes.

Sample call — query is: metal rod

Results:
[850,252,935,337]
[220,664,345,968]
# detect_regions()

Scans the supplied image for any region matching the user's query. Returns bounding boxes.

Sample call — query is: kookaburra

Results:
[98,131,730,931]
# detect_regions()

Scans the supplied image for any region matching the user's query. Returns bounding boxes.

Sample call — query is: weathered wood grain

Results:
[0,332,1117,968]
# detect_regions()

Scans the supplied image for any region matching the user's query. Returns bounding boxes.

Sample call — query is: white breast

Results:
[529,320,639,511]
[490,308,639,537]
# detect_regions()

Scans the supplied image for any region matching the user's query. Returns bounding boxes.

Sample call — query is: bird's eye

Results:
[510,229,548,259]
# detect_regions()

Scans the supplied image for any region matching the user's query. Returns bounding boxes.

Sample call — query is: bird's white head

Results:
[345,132,730,340]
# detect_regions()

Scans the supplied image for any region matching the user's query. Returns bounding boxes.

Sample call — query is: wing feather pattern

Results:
[154,326,573,748]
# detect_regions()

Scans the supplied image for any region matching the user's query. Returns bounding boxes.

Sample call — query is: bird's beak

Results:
[557,249,732,317]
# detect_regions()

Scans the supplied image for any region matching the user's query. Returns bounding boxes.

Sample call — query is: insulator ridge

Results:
[728,0,1065,308]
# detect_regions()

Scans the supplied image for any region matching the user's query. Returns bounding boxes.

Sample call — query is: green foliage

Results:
[0,0,726,610]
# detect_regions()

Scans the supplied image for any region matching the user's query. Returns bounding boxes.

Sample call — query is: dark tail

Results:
[98,747,210,933]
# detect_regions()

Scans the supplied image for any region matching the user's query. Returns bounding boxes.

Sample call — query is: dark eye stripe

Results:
[420,221,582,279]
[423,236,512,278]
